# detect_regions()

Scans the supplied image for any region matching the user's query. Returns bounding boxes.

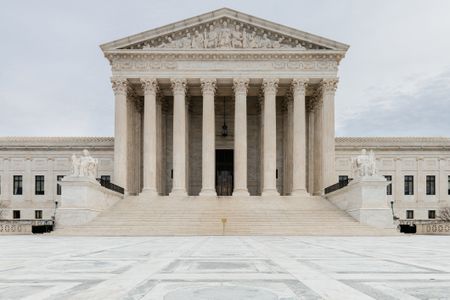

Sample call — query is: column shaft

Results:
[233,78,250,196]
[320,79,338,190]
[291,79,308,196]
[262,78,279,196]
[141,78,158,196]
[112,78,129,190]
[170,79,188,196]
[200,79,217,196]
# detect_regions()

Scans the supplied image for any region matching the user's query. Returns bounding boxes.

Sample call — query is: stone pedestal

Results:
[55,176,123,228]
[326,176,395,229]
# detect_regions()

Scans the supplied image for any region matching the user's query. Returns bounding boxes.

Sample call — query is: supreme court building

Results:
[103,8,347,197]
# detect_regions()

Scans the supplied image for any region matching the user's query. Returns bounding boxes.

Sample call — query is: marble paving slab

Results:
[0,236,449,299]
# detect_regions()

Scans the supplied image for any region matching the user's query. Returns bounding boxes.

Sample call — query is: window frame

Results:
[35,175,45,195]
[406,210,414,219]
[404,175,414,196]
[13,175,23,195]
[428,210,436,219]
[426,175,436,195]
[35,210,43,219]
[384,175,392,195]
[13,210,20,219]
[56,175,64,196]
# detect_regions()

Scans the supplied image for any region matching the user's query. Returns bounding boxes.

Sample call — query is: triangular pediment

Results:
[101,8,349,52]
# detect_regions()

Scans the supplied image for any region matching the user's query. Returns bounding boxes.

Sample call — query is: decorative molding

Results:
[291,78,308,97]
[200,78,217,95]
[320,78,338,94]
[262,78,279,95]
[232,78,249,95]
[106,53,343,73]
[140,78,159,96]
[111,78,129,96]
[170,78,187,96]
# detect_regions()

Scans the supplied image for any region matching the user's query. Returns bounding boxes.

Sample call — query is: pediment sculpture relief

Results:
[124,18,325,50]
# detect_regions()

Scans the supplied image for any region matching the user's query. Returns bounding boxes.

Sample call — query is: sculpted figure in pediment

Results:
[206,24,219,48]
[231,25,243,48]
[218,21,232,48]
[192,30,204,48]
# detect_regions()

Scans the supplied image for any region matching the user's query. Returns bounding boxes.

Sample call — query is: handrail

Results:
[324,178,353,194]
[96,178,124,194]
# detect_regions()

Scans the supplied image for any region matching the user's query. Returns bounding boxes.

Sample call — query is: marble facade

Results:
[103,8,346,197]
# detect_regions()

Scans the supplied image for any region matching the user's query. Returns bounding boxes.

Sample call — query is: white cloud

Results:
[1,0,450,137]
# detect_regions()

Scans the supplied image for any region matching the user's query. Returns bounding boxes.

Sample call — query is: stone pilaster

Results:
[291,78,308,196]
[439,158,448,203]
[233,78,250,196]
[320,78,338,190]
[111,78,129,191]
[141,78,159,196]
[199,78,217,196]
[261,78,279,196]
[169,78,188,196]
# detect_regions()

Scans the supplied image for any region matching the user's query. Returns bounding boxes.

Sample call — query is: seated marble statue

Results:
[71,149,98,179]
[351,149,377,178]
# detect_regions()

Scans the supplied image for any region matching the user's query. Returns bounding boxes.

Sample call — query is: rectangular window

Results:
[100,175,111,183]
[13,210,20,219]
[35,210,42,219]
[56,175,64,195]
[13,175,23,195]
[384,175,392,195]
[428,210,436,219]
[404,175,414,195]
[35,175,45,195]
[426,175,436,195]
[406,210,414,219]
[338,175,349,183]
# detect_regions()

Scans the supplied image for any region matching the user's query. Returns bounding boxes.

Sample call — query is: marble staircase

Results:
[55,195,398,236]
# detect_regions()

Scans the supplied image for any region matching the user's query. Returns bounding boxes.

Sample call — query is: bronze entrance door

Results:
[216,149,234,196]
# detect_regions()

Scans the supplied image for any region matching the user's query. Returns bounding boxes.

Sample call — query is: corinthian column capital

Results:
[320,78,339,94]
[141,78,158,96]
[291,78,308,96]
[200,78,217,95]
[171,78,187,96]
[233,78,250,95]
[111,78,129,96]
[262,78,279,95]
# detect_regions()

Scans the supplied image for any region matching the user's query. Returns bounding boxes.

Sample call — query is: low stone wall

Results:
[415,221,450,235]
[0,219,53,235]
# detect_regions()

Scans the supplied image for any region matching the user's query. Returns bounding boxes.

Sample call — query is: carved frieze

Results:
[122,18,327,50]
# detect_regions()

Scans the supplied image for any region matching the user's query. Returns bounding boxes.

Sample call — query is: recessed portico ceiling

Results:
[100,8,349,52]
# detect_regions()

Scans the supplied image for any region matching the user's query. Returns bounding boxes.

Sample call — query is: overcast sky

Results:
[1,0,449,137]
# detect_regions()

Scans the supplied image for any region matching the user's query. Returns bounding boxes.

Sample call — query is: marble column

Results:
[320,78,338,190]
[307,100,315,194]
[233,78,250,196]
[291,78,308,196]
[141,78,159,196]
[313,94,323,195]
[199,78,217,196]
[261,78,279,196]
[169,78,188,196]
[111,78,129,190]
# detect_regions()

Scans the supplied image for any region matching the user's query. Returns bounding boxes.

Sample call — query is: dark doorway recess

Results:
[216,149,233,196]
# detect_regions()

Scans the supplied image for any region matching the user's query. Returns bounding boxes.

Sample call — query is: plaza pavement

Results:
[0,235,449,299]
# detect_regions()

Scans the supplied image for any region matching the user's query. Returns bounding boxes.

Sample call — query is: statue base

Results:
[326,175,395,229]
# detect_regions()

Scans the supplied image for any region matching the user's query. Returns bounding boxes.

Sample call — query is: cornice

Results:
[104,50,346,63]
[336,137,450,150]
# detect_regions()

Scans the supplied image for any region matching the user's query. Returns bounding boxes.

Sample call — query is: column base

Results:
[232,189,250,197]
[169,189,188,197]
[291,189,309,197]
[199,189,217,197]
[140,188,158,197]
[261,189,280,197]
